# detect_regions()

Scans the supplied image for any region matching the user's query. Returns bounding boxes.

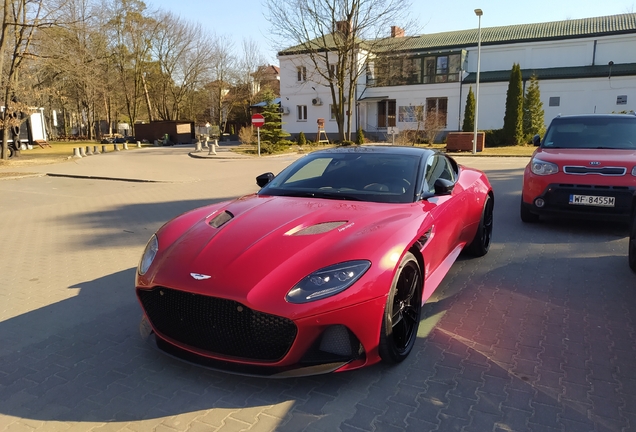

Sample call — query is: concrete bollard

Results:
[101,145,108,153]
[136,141,141,148]
[93,145,100,154]
[195,141,202,152]
[208,139,217,155]
[72,147,82,158]
[114,144,120,151]
[80,146,87,157]
[203,137,209,148]
[123,142,129,150]
[85,146,93,156]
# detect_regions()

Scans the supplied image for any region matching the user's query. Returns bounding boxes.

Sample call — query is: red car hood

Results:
[145,194,425,313]
[535,148,636,165]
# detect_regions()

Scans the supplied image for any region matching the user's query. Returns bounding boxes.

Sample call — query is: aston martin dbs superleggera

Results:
[136,146,494,377]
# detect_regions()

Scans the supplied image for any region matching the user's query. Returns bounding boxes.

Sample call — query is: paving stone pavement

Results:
[0,147,634,432]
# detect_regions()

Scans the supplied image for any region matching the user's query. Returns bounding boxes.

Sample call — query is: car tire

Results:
[465,195,494,257]
[379,252,422,364]
[520,198,540,223]
[629,209,636,273]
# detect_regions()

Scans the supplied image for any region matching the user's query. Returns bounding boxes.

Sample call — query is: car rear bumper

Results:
[522,183,635,221]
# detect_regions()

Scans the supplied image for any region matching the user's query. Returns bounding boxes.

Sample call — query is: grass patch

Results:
[0,141,148,167]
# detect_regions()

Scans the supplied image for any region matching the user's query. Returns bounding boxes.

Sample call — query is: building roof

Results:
[250,97,281,108]
[279,13,636,56]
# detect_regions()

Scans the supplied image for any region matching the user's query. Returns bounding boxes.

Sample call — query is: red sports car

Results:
[136,146,494,377]
[521,114,636,223]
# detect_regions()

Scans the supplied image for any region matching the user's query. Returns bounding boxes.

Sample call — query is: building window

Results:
[426,98,448,128]
[378,100,396,128]
[366,62,375,86]
[297,66,306,82]
[549,97,560,107]
[398,106,424,123]
[329,105,337,120]
[617,95,628,105]
[330,64,338,78]
[297,105,307,121]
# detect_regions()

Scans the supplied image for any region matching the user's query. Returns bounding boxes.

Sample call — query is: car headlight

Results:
[138,234,159,275]
[530,158,559,175]
[632,166,636,176]
[286,260,371,304]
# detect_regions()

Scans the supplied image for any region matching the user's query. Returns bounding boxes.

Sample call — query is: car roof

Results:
[309,145,437,158]
[552,113,636,120]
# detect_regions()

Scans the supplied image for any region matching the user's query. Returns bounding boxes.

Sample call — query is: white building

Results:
[278,13,636,141]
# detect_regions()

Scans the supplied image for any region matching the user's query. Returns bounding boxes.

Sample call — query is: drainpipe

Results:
[458,70,464,131]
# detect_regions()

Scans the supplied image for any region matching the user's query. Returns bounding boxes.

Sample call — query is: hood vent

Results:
[287,221,347,236]
[209,211,234,228]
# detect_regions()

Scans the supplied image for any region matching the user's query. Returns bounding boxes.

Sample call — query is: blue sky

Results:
[147,0,636,63]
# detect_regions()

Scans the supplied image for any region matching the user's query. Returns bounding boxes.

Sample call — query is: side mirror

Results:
[433,178,455,196]
[256,172,275,188]
[532,134,541,146]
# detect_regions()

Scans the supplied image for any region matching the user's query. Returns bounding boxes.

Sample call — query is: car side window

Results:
[422,155,456,195]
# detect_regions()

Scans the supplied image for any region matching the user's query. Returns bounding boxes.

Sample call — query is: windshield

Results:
[542,116,636,150]
[258,152,421,203]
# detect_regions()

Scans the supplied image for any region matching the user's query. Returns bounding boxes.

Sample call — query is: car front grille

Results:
[137,287,297,362]
[563,166,627,176]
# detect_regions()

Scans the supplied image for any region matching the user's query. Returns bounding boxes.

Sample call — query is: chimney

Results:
[335,20,351,35]
[391,26,405,38]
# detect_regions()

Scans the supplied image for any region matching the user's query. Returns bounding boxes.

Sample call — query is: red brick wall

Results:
[446,132,484,152]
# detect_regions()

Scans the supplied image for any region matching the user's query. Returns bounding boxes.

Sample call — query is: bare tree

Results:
[150,12,215,121]
[207,34,237,133]
[0,0,56,159]
[236,38,266,119]
[105,0,158,135]
[265,0,414,141]
[423,109,446,145]
[37,0,111,140]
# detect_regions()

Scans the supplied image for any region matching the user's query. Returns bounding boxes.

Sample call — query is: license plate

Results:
[569,194,615,207]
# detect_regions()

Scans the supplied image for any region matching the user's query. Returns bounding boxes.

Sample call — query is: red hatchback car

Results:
[521,114,636,224]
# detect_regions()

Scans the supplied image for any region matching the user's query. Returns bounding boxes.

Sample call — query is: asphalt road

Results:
[0,147,634,432]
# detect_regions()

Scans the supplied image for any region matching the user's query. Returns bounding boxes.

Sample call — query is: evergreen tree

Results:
[356,126,365,145]
[523,74,546,142]
[259,90,290,152]
[462,87,475,132]
[502,63,524,145]
[297,131,307,146]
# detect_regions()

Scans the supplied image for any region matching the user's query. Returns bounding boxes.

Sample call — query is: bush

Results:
[297,131,307,146]
[484,129,507,147]
[356,127,365,145]
[340,140,355,146]
[238,126,255,145]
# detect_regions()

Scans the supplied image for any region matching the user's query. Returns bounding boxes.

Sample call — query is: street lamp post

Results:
[473,8,483,155]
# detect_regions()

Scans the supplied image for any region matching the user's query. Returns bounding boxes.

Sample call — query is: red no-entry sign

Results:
[252,113,265,128]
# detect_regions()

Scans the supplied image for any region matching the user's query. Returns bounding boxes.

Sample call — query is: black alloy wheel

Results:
[379,252,422,364]
[466,195,494,257]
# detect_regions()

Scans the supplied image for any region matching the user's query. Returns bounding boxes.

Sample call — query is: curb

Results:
[45,173,165,183]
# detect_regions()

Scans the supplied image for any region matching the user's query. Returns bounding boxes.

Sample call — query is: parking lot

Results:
[0,147,634,432]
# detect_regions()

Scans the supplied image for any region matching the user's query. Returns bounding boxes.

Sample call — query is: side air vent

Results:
[209,211,234,228]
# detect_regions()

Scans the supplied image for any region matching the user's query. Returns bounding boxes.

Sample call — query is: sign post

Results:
[387,126,399,145]
[251,113,265,156]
